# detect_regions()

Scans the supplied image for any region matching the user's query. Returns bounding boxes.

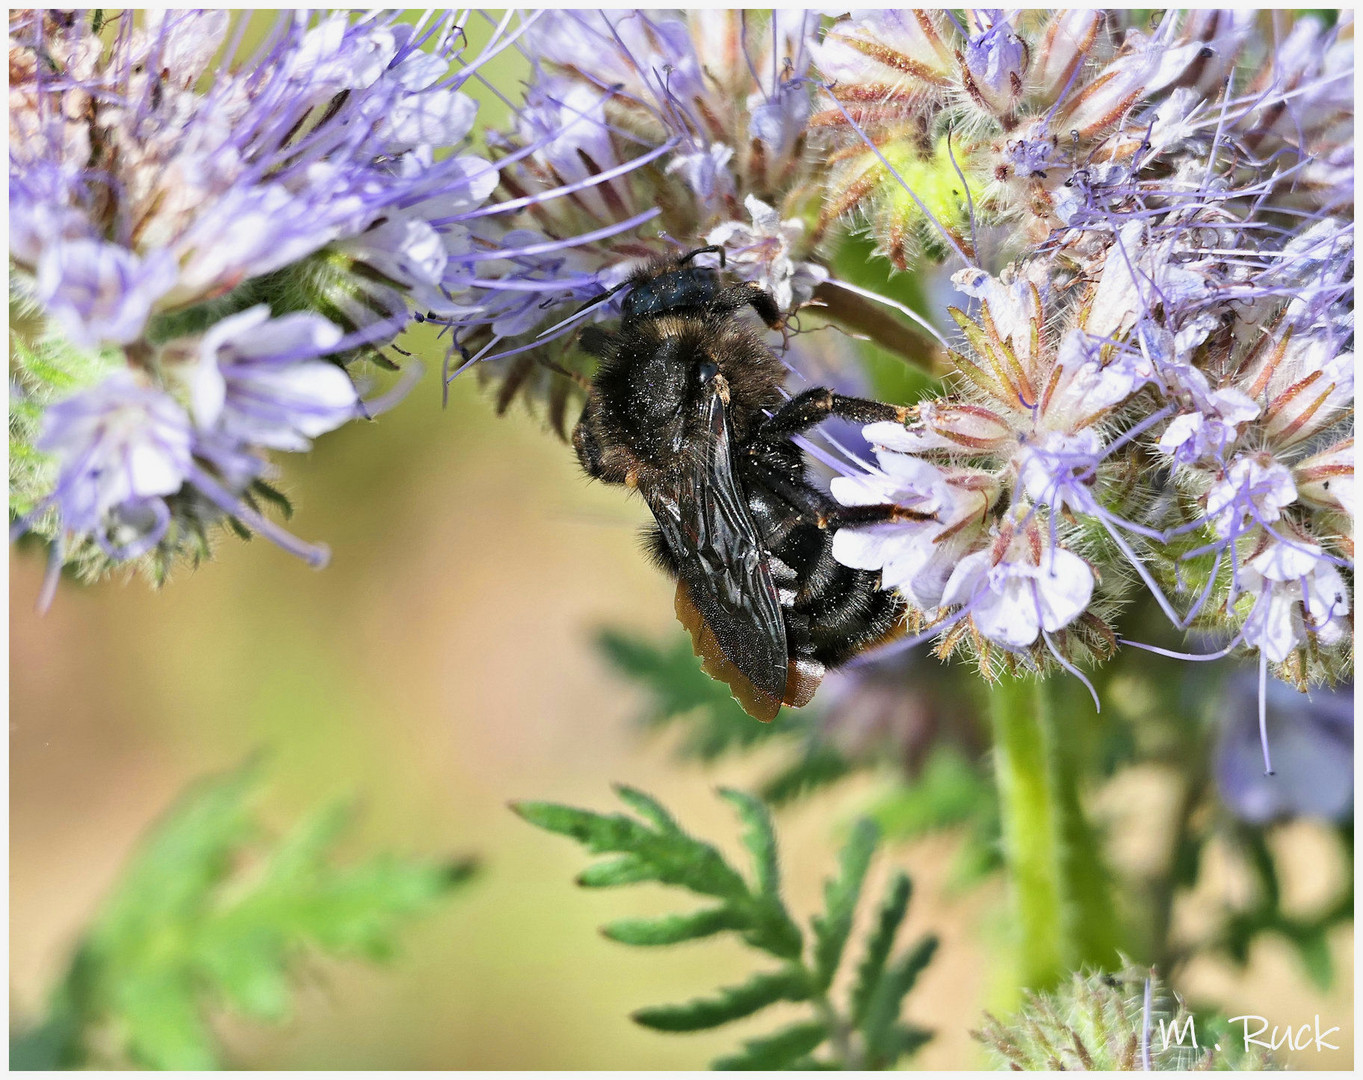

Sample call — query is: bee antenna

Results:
[679,244,726,269]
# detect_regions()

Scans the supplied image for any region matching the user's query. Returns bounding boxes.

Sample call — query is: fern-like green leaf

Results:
[632,968,809,1032]
[13,763,474,1070]
[603,907,748,946]
[710,1020,829,1070]
[811,819,879,992]
[720,788,804,961]
[512,799,748,901]
[517,786,936,1069]
[759,744,854,807]
[596,629,802,759]
[860,934,940,1068]
[850,871,912,1027]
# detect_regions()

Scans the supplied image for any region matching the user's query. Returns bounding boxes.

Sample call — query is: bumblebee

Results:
[572,250,929,721]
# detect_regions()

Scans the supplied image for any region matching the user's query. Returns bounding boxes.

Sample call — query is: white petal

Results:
[939,549,990,610]
[127,442,187,497]
[1035,549,1094,632]
[831,524,903,571]
[829,473,899,507]
[973,581,1041,648]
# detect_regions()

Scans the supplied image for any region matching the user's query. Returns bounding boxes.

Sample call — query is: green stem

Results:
[989,674,1120,992]
[989,674,1064,989]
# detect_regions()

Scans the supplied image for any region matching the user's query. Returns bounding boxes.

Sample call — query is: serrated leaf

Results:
[710,1019,828,1070]
[596,629,799,760]
[34,763,470,1069]
[759,744,853,807]
[513,798,748,901]
[811,819,879,992]
[632,968,809,1032]
[850,871,912,1027]
[861,934,940,1066]
[719,788,803,960]
[576,855,658,888]
[719,788,781,900]
[603,906,747,946]
[614,784,681,833]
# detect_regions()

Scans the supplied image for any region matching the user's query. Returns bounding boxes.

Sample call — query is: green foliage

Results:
[514,786,937,1069]
[595,627,865,812]
[974,967,1276,1071]
[10,763,475,1070]
[596,629,801,758]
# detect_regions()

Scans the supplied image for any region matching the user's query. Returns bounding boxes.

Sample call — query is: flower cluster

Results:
[827,12,1354,696]
[809,10,1350,265]
[440,10,942,434]
[10,10,503,594]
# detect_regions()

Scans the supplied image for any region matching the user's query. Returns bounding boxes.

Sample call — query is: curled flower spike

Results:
[807,11,1351,267]
[9,10,515,595]
[823,12,1352,693]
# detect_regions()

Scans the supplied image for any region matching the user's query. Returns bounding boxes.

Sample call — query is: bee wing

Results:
[646,388,789,720]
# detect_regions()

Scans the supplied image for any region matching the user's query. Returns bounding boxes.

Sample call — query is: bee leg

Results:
[578,325,620,358]
[826,503,936,527]
[755,388,910,442]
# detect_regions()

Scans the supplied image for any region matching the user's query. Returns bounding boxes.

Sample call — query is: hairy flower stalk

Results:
[9,10,513,595]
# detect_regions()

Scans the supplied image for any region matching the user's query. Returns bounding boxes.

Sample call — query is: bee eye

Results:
[698,360,719,383]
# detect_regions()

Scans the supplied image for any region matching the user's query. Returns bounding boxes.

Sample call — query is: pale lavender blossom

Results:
[1216,673,1353,823]
[8,10,528,590]
[191,307,357,453]
[442,9,834,404]
[35,242,177,349]
[29,372,193,557]
[818,9,1354,702]
[938,513,1095,651]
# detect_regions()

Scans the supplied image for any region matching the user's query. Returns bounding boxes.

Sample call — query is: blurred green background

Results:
[9,9,1352,1070]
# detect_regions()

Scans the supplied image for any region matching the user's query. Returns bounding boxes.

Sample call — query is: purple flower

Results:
[32,371,194,554]
[11,11,505,336]
[441,10,828,390]
[10,10,527,586]
[1215,673,1353,824]
[939,513,1095,650]
[1237,541,1351,664]
[35,241,177,349]
[191,307,357,453]
[963,14,1028,115]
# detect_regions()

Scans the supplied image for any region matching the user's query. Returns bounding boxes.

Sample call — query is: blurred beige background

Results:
[9,362,998,1068]
[10,357,1352,1069]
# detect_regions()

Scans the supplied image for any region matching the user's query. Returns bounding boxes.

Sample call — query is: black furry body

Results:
[572,255,911,717]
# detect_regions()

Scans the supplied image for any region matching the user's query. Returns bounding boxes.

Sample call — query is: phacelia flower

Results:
[9,10,514,595]
[438,9,941,435]
[823,13,1353,693]
[808,11,1350,266]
